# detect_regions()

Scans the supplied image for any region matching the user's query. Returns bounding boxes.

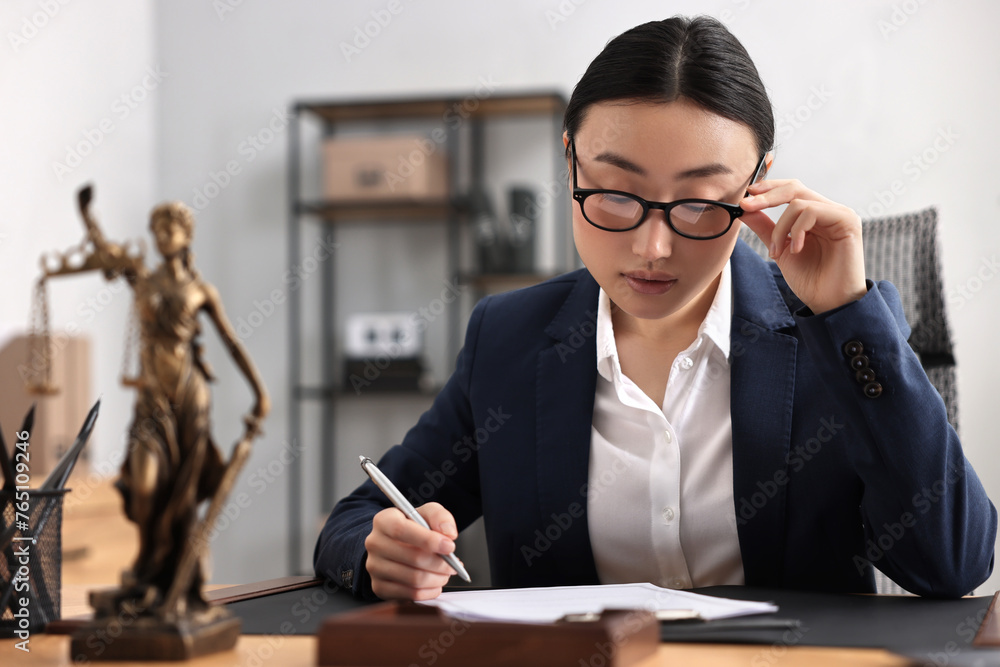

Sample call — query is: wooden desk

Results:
[1,583,912,666]
[61,474,137,587]
[7,478,913,663]
[1,633,910,666]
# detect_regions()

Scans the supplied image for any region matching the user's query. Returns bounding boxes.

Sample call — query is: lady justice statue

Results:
[34,185,269,659]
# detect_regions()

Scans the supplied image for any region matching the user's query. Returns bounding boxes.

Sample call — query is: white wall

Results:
[4,0,1000,593]
[0,0,155,513]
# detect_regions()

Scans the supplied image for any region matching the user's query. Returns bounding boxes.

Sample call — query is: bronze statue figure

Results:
[35,185,269,659]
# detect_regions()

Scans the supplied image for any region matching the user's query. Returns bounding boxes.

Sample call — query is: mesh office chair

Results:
[738,207,957,595]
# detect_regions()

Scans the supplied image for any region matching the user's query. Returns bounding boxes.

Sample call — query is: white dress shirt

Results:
[587,261,744,589]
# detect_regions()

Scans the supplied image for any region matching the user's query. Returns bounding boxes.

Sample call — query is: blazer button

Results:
[856,368,877,384]
[843,340,864,357]
[850,355,870,372]
[864,382,883,398]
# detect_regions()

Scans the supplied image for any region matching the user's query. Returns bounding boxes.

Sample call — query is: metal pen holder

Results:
[0,488,68,637]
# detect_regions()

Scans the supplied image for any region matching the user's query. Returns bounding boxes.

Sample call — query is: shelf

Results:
[297,91,566,124]
[296,198,468,222]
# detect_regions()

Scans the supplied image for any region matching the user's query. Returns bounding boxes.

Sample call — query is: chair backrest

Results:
[737,207,958,430]
[738,207,957,596]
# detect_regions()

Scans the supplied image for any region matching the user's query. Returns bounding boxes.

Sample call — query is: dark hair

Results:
[564,16,774,156]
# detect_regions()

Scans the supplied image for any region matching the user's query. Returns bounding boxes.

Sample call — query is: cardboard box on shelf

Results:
[0,334,92,479]
[322,134,448,202]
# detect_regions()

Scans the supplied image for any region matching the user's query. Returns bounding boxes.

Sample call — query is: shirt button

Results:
[663,430,672,443]
[669,577,687,589]
[680,357,694,370]
[662,507,675,523]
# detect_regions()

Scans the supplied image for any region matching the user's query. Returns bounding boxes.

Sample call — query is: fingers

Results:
[741,181,858,259]
[778,201,819,256]
[419,502,459,540]
[372,506,457,557]
[743,179,834,208]
[738,209,776,252]
[365,506,460,600]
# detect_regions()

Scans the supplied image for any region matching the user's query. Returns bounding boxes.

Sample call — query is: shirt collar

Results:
[595,260,733,382]
[702,259,732,360]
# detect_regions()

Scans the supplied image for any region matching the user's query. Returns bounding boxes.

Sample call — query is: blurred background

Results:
[2,0,999,593]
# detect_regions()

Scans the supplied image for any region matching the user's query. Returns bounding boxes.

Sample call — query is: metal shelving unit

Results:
[286,91,570,573]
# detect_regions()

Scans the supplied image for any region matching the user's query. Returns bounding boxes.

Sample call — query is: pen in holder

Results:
[0,487,69,638]
[0,400,98,639]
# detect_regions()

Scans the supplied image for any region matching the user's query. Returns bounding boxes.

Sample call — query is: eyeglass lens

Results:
[582,193,733,236]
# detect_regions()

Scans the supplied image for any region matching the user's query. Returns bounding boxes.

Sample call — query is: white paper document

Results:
[418,583,777,623]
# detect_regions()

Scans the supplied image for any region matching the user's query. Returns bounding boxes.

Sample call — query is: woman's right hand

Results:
[364,502,462,600]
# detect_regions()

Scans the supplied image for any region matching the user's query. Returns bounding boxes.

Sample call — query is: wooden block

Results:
[317,601,659,667]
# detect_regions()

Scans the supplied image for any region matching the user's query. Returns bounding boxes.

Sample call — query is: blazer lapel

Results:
[534,270,601,584]
[729,241,799,587]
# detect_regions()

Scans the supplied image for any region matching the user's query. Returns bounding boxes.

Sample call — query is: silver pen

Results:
[359,455,472,583]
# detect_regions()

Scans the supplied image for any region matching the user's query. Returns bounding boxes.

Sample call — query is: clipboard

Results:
[316,601,660,666]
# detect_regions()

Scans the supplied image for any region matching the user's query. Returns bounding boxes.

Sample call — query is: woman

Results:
[314,16,995,601]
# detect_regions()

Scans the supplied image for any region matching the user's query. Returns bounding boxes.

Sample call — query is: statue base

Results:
[69,588,241,661]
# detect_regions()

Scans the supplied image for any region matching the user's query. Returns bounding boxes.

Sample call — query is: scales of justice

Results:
[29,184,270,660]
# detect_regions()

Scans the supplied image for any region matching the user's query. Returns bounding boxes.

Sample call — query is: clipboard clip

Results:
[561,609,702,623]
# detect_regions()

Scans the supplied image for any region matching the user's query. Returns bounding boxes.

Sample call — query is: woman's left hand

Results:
[739,179,868,314]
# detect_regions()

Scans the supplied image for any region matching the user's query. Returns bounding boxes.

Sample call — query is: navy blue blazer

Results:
[315,241,996,599]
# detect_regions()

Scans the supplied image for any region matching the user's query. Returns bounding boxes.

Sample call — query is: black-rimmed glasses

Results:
[570,141,768,239]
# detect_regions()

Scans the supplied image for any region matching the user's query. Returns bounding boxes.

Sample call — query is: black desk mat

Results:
[678,586,1000,665]
[226,580,374,636]
[225,581,1000,663]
